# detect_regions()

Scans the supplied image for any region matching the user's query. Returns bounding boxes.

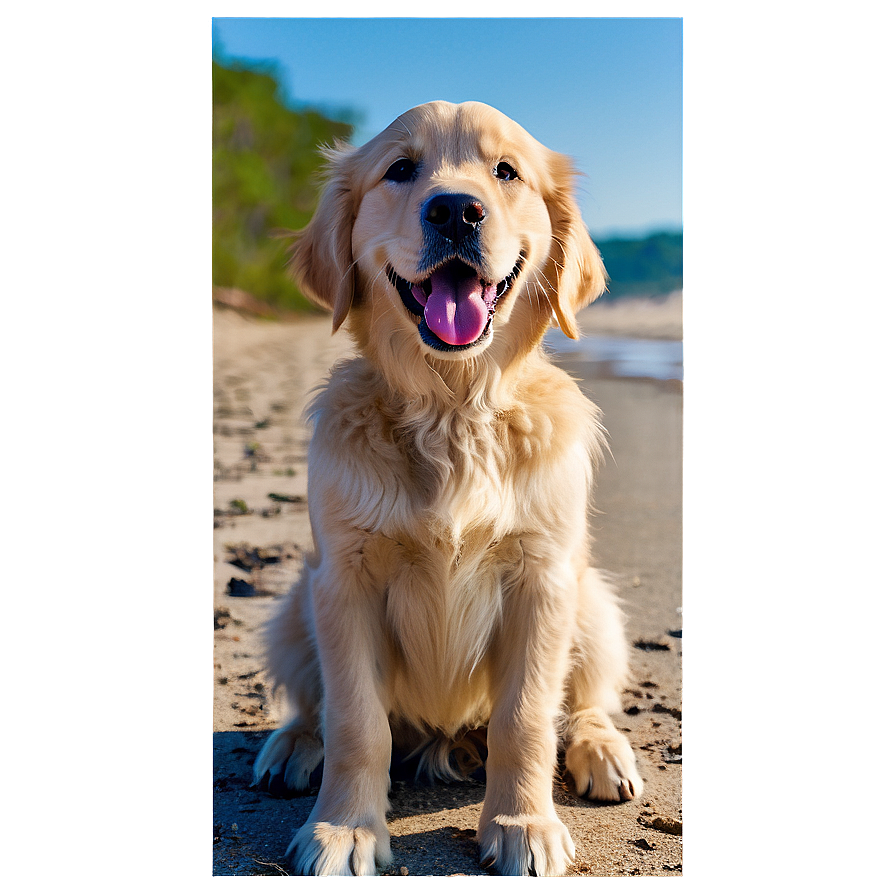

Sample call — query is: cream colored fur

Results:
[253,101,643,876]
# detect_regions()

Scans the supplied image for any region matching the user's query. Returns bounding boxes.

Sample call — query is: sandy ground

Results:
[577,290,683,340]
[212,294,683,876]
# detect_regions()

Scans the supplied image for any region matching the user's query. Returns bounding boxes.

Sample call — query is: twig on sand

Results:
[252,858,290,876]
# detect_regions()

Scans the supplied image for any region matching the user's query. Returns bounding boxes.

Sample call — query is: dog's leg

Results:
[563,568,643,802]
[253,573,325,794]
[478,551,578,876]
[284,559,393,876]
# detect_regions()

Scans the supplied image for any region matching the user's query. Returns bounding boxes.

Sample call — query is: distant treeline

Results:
[595,231,683,300]
[213,58,353,313]
[213,57,682,314]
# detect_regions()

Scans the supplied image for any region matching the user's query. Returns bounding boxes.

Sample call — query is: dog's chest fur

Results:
[307,357,600,731]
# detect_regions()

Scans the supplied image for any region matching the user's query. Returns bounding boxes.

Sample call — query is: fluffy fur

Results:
[253,101,643,876]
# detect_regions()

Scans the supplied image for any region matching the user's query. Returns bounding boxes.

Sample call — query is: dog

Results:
[252,100,643,876]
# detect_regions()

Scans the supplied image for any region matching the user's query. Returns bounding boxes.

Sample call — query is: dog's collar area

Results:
[387,255,525,353]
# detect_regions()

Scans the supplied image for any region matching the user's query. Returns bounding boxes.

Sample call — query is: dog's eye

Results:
[494,161,519,182]
[384,158,417,183]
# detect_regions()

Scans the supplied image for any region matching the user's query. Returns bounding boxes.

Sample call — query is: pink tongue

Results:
[420,269,493,346]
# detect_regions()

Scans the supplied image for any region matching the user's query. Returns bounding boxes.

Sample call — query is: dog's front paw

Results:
[565,723,644,802]
[478,814,575,876]
[287,820,392,876]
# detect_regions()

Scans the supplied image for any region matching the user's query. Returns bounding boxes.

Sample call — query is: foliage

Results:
[595,231,683,300]
[212,58,354,313]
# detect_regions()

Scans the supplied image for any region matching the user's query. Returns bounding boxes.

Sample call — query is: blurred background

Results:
[211,17,683,316]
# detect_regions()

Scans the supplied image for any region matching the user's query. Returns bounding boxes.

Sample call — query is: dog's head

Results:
[291,101,606,362]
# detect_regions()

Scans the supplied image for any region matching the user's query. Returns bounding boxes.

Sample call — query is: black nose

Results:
[421,193,486,243]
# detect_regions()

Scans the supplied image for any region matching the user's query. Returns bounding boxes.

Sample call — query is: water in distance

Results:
[544,331,683,382]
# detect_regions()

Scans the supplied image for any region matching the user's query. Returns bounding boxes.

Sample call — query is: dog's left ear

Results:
[289,142,357,333]
[542,152,608,339]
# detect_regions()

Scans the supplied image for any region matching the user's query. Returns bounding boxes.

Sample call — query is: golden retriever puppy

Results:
[253,100,643,876]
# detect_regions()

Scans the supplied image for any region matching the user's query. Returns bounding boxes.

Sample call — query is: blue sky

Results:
[212,17,682,238]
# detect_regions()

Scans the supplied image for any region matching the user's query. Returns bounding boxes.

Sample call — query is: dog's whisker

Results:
[525,280,536,309]
[530,265,557,300]
[386,119,413,138]
[535,268,560,298]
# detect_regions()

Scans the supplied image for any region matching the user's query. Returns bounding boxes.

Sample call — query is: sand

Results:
[212,294,683,876]
[577,290,683,340]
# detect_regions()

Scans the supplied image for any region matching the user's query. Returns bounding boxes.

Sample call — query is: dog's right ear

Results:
[289,142,357,333]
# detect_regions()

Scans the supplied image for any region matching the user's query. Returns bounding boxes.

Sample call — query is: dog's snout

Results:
[422,193,486,243]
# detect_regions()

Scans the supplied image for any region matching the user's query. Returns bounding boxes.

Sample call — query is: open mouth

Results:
[387,256,525,352]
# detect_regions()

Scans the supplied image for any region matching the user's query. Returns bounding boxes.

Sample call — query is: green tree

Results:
[212,59,355,313]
